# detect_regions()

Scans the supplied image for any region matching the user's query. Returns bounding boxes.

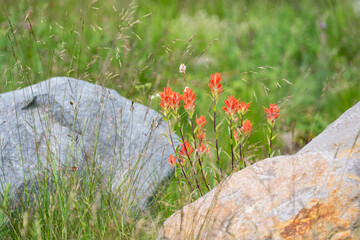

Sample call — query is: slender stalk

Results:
[179,163,194,192]
[239,139,243,167]
[213,98,221,167]
[190,117,210,191]
[165,114,193,191]
[165,114,177,154]
[178,122,203,195]
[174,168,181,188]
[183,74,187,85]
[230,119,235,170]
[190,117,197,149]
[239,114,244,163]
[268,125,273,158]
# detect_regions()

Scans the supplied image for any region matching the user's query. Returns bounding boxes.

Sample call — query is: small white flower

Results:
[151,93,160,100]
[179,64,186,75]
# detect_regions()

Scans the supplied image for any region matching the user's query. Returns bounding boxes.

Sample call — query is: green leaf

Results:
[193,124,200,133]
[174,136,182,142]
[208,112,214,121]
[223,151,231,159]
[266,125,271,133]
[162,116,168,122]
[163,134,172,146]
[271,133,280,140]
[187,133,194,142]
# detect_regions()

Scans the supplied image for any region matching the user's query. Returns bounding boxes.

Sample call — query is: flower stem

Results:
[178,121,203,196]
[165,114,193,191]
[179,163,194,192]
[213,98,221,168]
[165,114,177,154]
[239,114,243,168]
[190,117,210,191]
[183,74,187,85]
[230,119,235,170]
[190,117,197,149]
[174,168,181,188]
[268,125,273,158]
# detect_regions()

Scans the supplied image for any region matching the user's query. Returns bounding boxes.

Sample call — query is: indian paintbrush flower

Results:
[197,130,206,143]
[196,115,206,128]
[263,103,280,126]
[168,155,177,168]
[222,95,240,119]
[159,86,182,115]
[239,101,251,115]
[199,143,211,158]
[159,86,173,114]
[196,115,207,142]
[263,103,280,157]
[182,87,196,117]
[172,91,182,113]
[179,140,194,163]
[240,119,252,136]
[208,72,223,99]
[159,70,281,195]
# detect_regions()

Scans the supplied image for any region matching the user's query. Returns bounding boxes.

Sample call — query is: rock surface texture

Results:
[0,77,176,210]
[158,102,360,240]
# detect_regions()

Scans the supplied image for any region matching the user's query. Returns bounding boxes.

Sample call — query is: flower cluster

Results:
[222,95,240,119]
[196,115,210,157]
[160,70,281,195]
[221,95,252,140]
[263,103,280,126]
[182,87,196,117]
[239,101,251,115]
[159,86,198,117]
[240,119,252,135]
[168,155,177,168]
[208,72,223,99]
[179,140,194,161]
[196,115,206,141]
[159,87,181,115]
[222,97,251,121]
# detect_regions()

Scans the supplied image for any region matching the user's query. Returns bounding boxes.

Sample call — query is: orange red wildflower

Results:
[182,87,196,114]
[241,120,252,135]
[208,72,223,98]
[196,115,206,128]
[168,155,177,168]
[179,140,194,161]
[222,95,240,118]
[263,103,280,126]
[159,87,181,114]
[239,101,251,115]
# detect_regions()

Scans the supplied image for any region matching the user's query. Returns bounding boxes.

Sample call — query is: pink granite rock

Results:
[158,102,360,240]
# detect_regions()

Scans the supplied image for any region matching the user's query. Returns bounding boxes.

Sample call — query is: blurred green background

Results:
[1,0,359,153]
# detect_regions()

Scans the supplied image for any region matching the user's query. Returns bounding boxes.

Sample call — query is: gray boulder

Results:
[0,77,176,211]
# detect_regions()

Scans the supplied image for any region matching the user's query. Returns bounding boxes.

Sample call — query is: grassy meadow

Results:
[0,0,359,238]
